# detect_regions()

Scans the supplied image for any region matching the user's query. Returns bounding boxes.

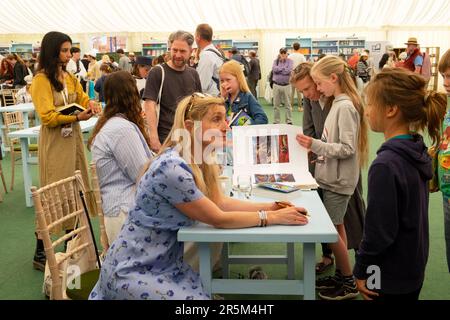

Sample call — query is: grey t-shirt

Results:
[143,63,202,142]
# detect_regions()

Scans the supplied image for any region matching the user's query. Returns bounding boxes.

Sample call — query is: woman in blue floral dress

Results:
[90,93,309,300]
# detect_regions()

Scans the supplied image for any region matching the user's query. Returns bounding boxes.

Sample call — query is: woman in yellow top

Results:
[30,31,101,271]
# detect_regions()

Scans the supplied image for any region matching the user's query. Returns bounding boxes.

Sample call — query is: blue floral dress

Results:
[89,148,210,300]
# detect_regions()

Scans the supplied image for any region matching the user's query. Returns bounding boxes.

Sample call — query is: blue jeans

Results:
[444,197,450,272]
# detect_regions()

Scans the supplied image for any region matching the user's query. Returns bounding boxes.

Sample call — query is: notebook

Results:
[229,109,252,127]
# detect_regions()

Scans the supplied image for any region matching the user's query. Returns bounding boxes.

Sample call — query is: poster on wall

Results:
[232,124,318,190]
[91,36,127,53]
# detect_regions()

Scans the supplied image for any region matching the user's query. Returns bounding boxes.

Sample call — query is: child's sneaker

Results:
[316,270,342,290]
[318,278,359,300]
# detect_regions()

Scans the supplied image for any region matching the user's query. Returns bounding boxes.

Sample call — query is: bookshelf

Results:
[232,40,259,57]
[0,44,10,56]
[11,43,33,60]
[312,39,339,57]
[142,41,167,58]
[338,39,366,58]
[285,38,312,59]
[212,39,233,52]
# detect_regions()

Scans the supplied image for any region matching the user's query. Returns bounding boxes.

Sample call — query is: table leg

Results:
[303,243,316,300]
[287,242,295,280]
[198,243,212,297]
[19,137,32,207]
[221,243,229,279]
[23,112,31,146]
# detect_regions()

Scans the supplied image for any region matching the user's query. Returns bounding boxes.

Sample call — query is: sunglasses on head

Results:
[184,92,213,119]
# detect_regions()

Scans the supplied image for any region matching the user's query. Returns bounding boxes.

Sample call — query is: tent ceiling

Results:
[0,0,449,34]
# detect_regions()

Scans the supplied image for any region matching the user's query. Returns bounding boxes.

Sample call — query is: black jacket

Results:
[353,134,431,294]
[13,62,28,87]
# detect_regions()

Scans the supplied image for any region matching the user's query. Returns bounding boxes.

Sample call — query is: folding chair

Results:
[32,170,100,300]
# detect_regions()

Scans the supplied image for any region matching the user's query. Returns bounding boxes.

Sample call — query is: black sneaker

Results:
[316,273,342,290]
[318,282,359,300]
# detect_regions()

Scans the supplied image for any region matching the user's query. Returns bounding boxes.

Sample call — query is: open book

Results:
[55,103,85,115]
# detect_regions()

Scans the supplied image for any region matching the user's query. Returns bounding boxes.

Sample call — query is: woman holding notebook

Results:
[30,31,101,271]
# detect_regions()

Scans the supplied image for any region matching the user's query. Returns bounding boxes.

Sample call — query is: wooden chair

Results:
[89,162,109,254]
[32,170,100,300]
[2,111,38,191]
[1,89,17,106]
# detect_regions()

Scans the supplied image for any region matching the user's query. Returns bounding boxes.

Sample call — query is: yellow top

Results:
[31,72,90,128]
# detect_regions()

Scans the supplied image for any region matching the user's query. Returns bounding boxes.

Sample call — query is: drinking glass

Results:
[237,175,252,199]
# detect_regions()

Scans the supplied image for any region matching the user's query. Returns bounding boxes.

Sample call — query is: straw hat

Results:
[405,37,419,45]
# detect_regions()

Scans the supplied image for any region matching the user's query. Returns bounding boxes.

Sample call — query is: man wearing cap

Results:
[272,48,294,124]
[195,23,224,96]
[403,37,423,74]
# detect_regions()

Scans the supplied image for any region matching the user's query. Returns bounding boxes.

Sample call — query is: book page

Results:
[232,124,318,189]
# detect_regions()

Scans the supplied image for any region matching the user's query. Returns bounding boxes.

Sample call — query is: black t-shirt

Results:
[143,63,202,142]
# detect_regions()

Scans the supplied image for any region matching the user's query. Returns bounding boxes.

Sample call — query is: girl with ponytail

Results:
[354,68,446,300]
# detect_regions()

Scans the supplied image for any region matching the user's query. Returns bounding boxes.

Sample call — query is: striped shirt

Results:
[91,115,152,217]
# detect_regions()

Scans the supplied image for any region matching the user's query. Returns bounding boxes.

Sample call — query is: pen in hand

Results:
[275,201,310,217]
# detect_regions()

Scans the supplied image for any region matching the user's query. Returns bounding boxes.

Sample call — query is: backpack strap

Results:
[155,64,165,123]
[205,48,226,61]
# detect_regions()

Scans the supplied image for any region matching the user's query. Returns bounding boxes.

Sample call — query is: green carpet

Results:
[0,98,448,300]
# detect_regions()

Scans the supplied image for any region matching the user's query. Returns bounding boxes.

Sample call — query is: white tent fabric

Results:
[0,0,449,34]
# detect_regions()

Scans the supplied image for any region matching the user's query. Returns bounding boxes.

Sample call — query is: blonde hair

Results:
[142,94,226,204]
[366,68,447,147]
[311,55,369,167]
[219,60,250,93]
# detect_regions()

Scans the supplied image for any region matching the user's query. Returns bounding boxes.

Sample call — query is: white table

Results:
[8,117,98,207]
[178,190,338,300]
[0,103,36,156]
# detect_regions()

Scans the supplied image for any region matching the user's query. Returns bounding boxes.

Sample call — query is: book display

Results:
[285,37,313,59]
[232,40,259,57]
[142,41,167,58]
[232,124,318,190]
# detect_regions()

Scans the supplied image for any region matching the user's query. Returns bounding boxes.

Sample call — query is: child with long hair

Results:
[88,71,152,245]
[90,93,308,300]
[219,60,267,164]
[354,68,446,300]
[296,55,368,300]
[219,60,267,126]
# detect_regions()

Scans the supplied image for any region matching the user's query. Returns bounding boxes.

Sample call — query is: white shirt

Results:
[196,43,223,96]
[288,52,306,68]
[66,58,87,80]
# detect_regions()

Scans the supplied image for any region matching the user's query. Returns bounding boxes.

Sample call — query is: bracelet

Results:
[258,210,268,227]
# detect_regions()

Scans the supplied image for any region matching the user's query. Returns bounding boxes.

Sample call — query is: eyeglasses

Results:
[184,92,212,119]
